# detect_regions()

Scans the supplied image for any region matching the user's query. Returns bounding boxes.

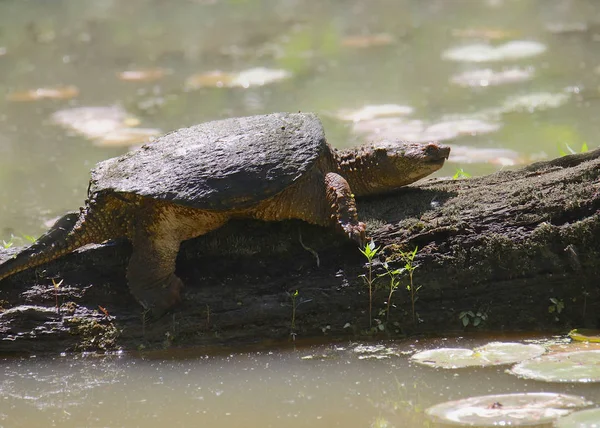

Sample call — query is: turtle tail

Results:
[0,201,123,282]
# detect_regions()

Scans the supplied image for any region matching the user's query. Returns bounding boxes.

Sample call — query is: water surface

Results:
[2,336,599,427]
[1,0,600,239]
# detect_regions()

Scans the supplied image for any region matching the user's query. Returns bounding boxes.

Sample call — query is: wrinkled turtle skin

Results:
[0,113,450,316]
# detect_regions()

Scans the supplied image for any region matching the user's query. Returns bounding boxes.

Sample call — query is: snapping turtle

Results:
[0,113,449,316]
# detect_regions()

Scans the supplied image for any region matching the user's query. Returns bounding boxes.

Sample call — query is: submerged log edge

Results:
[1,149,599,355]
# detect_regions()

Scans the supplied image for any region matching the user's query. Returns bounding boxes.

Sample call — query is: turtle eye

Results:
[424,142,440,156]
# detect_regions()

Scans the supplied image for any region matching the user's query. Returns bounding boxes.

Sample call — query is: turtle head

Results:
[339,140,451,196]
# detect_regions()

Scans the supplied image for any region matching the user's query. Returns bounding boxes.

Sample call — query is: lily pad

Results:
[336,104,414,122]
[52,106,140,139]
[341,33,395,48]
[443,40,546,62]
[500,92,570,113]
[117,68,169,82]
[352,116,500,143]
[7,86,79,101]
[50,106,159,146]
[509,350,600,383]
[450,67,534,87]
[426,393,592,427]
[451,28,515,40]
[411,342,546,369]
[96,127,162,147]
[449,145,524,166]
[185,67,291,89]
[569,329,600,343]
[546,22,588,34]
[548,342,600,354]
[555,408,600,427]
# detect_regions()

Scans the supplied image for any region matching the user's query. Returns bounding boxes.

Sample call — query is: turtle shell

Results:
[89,112,328,210]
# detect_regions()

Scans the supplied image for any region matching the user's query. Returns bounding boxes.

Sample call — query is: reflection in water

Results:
[1,336,600,427]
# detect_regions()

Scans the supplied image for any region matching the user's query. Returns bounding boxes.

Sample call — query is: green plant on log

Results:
[378,262,404,324]
[558,142,588,156]
[290,289,299,331]
[399,246,420,324]
[548,297,564,321]
[2,234,36,249]
[359,240,380,329]
[459,309,488,328]
[52,278,63,314]
[287,289,311,340]
[453,168,471,179]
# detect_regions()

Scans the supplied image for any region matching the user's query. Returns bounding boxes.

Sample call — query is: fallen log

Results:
[1,148,599,354]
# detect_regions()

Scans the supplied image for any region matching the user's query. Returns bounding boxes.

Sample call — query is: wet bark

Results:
[1,149,599,355]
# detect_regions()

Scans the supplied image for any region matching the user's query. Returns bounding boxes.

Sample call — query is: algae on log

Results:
[0,149,599,354]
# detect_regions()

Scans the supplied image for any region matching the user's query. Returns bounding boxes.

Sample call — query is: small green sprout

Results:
[290,289,299,331]
[459,310,488,328]
[378,262,404,323]
[400,246,420,324]
[359,240,380,329]
[548,297,564,321]
[287,289,311,340]
[558,142,588,156]
[453,168,472,179]
[52,278,64,313]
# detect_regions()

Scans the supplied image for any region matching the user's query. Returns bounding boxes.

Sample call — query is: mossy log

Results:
[1,149,599,354]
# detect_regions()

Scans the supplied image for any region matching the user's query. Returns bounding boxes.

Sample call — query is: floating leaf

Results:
[50,106,158,147]
[555,408,600,427]
[341,33,395,48]
[450,67,534,87]
[411,342,545,369]
[117,69,169,82]
[548,341,600,354]
[336,104,414,122]
[426,119,501,137]
[569,329,600,343]
[352,116,500,143]
[96,128,162,147]
[185,70,234,89]
[546,22,588,34]
[451,28,515,40]
[509,350,600,383]
[51,106,140,139]
[185,67,291,90]
[501,92,570,113]
[475,342,547,364]
[448,145,524,166]
[229,67,291,88]
[7,86,79,101]
[443,40,546,62]
[426,393,592,426]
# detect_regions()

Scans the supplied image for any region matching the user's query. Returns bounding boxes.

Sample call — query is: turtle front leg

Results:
[325,172,366,246]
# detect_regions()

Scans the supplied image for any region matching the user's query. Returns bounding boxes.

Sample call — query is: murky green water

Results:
[1,335,599,428]
[1,0,600,239]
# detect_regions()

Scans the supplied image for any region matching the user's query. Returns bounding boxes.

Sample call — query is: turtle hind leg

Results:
[126,201,228,317]
[126,217,187,318]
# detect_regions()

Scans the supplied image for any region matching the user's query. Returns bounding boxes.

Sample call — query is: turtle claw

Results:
[344,221,366,247]
[136,274,183,319]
